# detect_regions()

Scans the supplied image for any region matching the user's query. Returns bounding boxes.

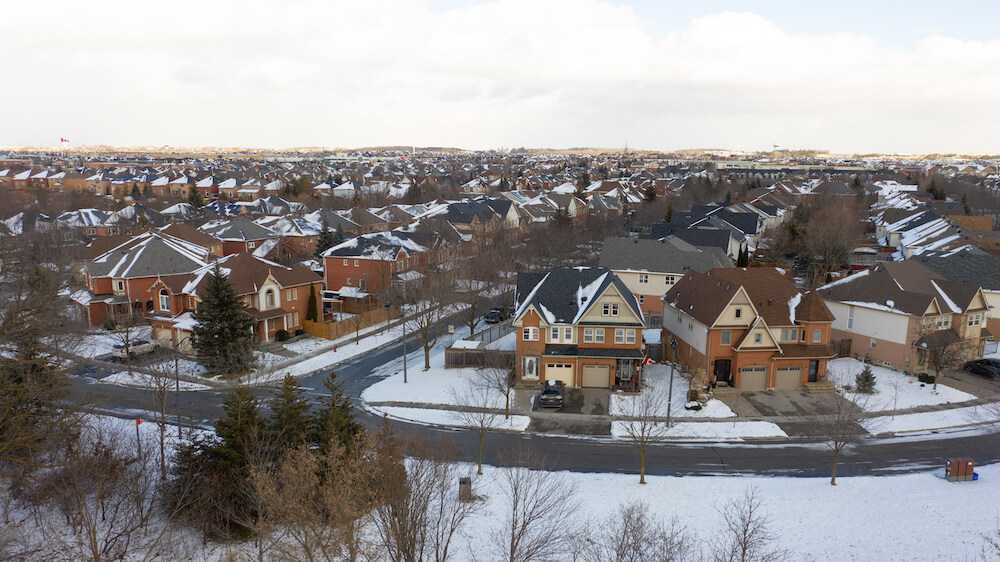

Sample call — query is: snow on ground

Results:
[370,406,530,431]
[362,349,504,409]
[68,326,153,357]
[282,336,335,354]
[877,404,1000,434]
[145,358,210,378]
[611,420,787,440]
[448,463,1000,561]
[483,331,515,351]
[610,364,735,418]
[827,357,976,411]
[98,371,212,391]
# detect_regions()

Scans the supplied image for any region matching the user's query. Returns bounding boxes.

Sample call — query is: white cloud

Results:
[4,1,1000,153]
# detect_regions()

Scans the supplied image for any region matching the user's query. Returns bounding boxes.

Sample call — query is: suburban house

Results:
[818,261,990,372]
[511,267,646,388]
[199,217,275,254]
[916,251,1000,336]
[146,252,323,349]
[598,236,732,318]
[72,231,212,327]
[320,230,429,309]
[662,267,836,391]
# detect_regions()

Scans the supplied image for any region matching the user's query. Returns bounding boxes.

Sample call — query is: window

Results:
[564,327,572,341]
[248,241,255,249]
[267,318,275,330]
[969,314,982,327]
[265,289,275,308]
[189,297,195,309]
[286,289,292,300]
[615,329,624,344]
[870,338,877,349]
[665,276,675,286]
[721,330,731,345]
[343,259,348,266]
[638,295,644,305]
[584,328,594,343]
[848,306,854,330]
[754,333,762,344]
[359,278,366,291]
[812,329,822,343]
[638,274,649,284]
[159,289,170,311]
[293,312,299,325]
[595,328,605,343]
[734,308,742,318]
[603,303,619,316]
[626,329,635,344]
[522,327,538,341]
[346,277,352,285]
[551,327,559,341]
[115,280,124,291]
[354,260,359,267]
[292,288,298,299]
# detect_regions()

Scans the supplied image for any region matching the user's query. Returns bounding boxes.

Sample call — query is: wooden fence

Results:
[303,306,399,341]
[444,348,515,369]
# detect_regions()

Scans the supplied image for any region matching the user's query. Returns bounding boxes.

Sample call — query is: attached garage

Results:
[775,367,802,390]
[581,364,611,388]
[544,363,575,386]
[739,366,768,391]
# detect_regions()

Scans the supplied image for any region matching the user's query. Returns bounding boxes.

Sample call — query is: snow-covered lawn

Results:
[282,336,336,354]
[483,331,515,351]
[612,420,787,440]
[827,358,976,412]
[68,326,153,358]
[362,363,496,407]
[610,364,735,418]
[369,406,530,431]
[145,358,210,378]
[98,371,212,391]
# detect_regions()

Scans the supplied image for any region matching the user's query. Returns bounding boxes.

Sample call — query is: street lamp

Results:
[173,335,194,438]
[666,338,678,428]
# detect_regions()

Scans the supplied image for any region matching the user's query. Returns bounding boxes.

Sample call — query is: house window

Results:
[584,328,593,343]
[812,329,822,343]
[359,278,366,291]
[267,318,275,330]
[522,327,538,341]
[564,327,572,341]
[354,260,359,267]
[189,297,195,308]
[665,276,675,286]
[159,289,170,311]
[551,327,559,341]
[292,288,297,299]
[615,329,624,344]
[969,314,981,327]
[286,289,292,300]
[265,289,275,308]
[626,329,636,344]
[735,308,742,319]
[638,274,648,284]
[754,333,762,344]
[293,312,299,325]
[248,241,255,249]
[115,280,124,291]
[870,338,877,349]
[602,303,619,316]
[343,259,349,266]
[721,330,731,345]
[848,306,854,330]
[595,328,605,343]
[638,295,644,305]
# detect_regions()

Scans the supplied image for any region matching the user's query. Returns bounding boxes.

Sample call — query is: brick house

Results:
[146,252,323,348]
[511,267,646,388]
[199,217,275,255]
[662,267,836,391]
[320,230,429,308]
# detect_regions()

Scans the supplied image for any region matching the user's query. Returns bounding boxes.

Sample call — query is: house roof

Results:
[88,231,211,279]
[180,252,321,297]
[513,266,643,326]
[916,251,1000,291]
[321,229,427,260]
[818,261,985,316]
[598,236,733,274]
[158,222,221,250]
[199,217,274,242]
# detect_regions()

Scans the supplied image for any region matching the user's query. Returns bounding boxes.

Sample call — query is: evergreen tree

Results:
[193,265,257,375]
[665,201,674,223]
[311,371,362,452]
[333,224,345,245]
[188,185,204,207]
[962,191,971,215]
[736,245,749,267]
[724,190,732,205]
[130,184,142,200]
[313,215,335,258]
[269,375,311,449]
[643,184,657,202]
[215,385,265,462]
[306,284,318,322]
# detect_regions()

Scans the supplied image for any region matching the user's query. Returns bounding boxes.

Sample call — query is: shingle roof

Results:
[88,232,210,279]
[598,236,733,274]
[514,267,643,326]
[916,252,1000,291]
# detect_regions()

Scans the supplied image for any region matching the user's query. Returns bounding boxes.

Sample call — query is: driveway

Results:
[741,390,857,438]
[527,387,611,436]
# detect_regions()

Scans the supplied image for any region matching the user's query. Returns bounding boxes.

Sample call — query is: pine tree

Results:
[193,265,257,375]
[311,371,362,452]
[269,375,311,449]
[643,184,657,202]
[306,284,318,322]
[962,191,971,215]
[724,190,732,204]
[188,185,204,207]
[736,245,749,267]
[313,215,335,258]
[333,224,345,245]
[855,365,876,393]
[215,385,265,463]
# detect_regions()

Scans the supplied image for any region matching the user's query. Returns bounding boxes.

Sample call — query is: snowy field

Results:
[98,371,212,391]
[610,364,736,418]
[827,358,977,412]
[68,326,153,357]
[370,406,530,431]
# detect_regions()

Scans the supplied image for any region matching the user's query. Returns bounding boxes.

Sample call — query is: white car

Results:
[111,339,160,360]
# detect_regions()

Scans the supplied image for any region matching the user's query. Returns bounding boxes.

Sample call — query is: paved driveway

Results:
[741,390,857,438]
[528,388,611,435]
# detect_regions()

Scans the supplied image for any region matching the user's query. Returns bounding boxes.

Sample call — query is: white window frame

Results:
[550,327,559,342]
[870,338,877,349]
[522,327,539,341]
[159,289,170,311]
[638,273,648,284]
[563,326,572,341]
[721,330,731,345]
[343,259,349,266]
[626,329,635,345]
[812,329,822,343]
[848,306,854,329]
[665,276,675,286]
[615,329,624,344]
[584,328,594,343]
[595,328,605,343]
[754,333,762,344]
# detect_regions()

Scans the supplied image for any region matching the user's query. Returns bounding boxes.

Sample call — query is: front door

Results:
[808,360,819,383]
[714,359,732,384]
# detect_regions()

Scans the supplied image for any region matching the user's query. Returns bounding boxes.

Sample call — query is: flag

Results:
[641,355,656,365]
[60,137,68,143]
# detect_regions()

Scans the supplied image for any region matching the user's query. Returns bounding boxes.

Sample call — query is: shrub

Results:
[687,389,700,402]
[917,373,936,384]
[276,329,290,342]
[855,365,876,393]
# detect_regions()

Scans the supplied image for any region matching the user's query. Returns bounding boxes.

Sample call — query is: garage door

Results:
[739,366,768,391]
[545,363,575,387]
[581,365,611,388]
[775,367,802,390]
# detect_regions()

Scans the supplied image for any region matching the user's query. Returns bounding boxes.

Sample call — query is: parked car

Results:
[112,339,160,360]
[484,306,506,324]
[539,379,565,408]
[963,359,1000,379]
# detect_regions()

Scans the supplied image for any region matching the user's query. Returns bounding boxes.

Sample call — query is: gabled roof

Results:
[179,252,321,296]
[88,231,211,279]
[598,236,733,274]
[158,222,221,249]
[916,251,1000,291]
[321,229,427,260]
[818,261,985,316]
[199,217,274,242]
[513,267,643,326]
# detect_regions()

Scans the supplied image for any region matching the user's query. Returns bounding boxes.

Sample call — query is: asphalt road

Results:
[71,316,1000,479]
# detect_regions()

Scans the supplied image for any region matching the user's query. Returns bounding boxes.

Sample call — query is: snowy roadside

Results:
[369,406,530,431]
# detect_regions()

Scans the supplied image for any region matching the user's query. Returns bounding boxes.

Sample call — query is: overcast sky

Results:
[5,0,1000,154]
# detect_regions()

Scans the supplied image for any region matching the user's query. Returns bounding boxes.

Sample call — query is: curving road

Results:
[72,324,1000,479]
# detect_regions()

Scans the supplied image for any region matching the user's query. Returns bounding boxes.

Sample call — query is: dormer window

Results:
[602,303,619,316]
[115,280,125,291]
[735,308,742,319]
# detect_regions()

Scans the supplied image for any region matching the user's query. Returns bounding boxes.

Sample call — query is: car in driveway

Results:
[538,379,564,408]
[964,359,1000,379]
[484,306,506,324]
[111,339,160,360]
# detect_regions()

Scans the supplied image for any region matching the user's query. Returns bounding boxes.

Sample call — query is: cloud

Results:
[3,1,1000,153]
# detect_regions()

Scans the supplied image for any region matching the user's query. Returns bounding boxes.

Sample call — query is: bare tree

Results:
[143,351,177,480]
[491,449,581,562]
[709,486,788,562]
[581,500,692,562]
[397,257,455,370]
[922,338,973,391]
[450,385,503,476]
[617,386,670,484]
[479,354,517,419]
[820,393,875,486]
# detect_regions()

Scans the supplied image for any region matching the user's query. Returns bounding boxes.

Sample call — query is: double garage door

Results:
[775,367,802,390]
[739,366,768,391]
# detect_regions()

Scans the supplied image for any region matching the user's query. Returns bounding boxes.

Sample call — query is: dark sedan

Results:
[538,379,564,408]
[964,359,1000,379]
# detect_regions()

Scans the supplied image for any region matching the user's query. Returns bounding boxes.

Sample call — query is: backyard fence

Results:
[303,306,399,340]
[444,348,515,369]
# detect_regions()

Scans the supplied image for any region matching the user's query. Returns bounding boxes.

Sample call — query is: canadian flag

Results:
[641,355,656,365]
[60,137,69,143]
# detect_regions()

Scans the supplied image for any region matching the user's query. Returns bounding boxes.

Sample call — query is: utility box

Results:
[946,458,975,482]
[459,477,472,501]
